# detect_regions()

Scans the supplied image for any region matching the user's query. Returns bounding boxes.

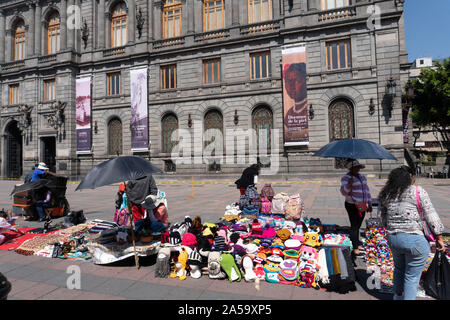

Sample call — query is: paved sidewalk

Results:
[0,177,449,300]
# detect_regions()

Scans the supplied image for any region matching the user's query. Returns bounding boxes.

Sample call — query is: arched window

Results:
[204,109,223,157]
[14,21,26,61]
[252,106,273,154]
[161,113,178,153]
[111,2,127,47]
[329,99,354,168]
[108,118,123,155]
[47,12,60,54]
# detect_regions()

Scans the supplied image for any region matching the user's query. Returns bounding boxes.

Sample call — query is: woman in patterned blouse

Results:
[379,165,446,300]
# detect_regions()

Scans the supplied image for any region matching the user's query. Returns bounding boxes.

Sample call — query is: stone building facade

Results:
[0,0,411,179]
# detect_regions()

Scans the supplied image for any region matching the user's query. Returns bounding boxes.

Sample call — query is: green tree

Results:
[409,58,450,150]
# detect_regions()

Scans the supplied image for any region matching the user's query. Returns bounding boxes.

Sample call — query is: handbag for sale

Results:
[416,186,436,242]
[423,250,450,300]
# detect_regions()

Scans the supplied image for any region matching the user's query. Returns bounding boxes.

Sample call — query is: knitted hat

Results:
[271,247,283,256]
[182,233,197,247]
[184,216,193,229]
[208,251,226,279]
[220,253,242,283]
[283,249,300,260]
[284,239,302,250]
[261,228,276,239]
[217,229,229,244]
[276,228,292,241]
[160,232,170,244]
[279,260,298,281]
[187,249,203,266]
[232,244,247,256]
[230,232,240,244]
[260,238,273,247]
[169,231,182,245]
[267,254,284,264]
[212,235,226,252]
[246,243,259,255]
[270,238,285,249]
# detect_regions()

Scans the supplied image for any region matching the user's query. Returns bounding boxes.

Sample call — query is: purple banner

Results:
[130,68,148,150]
[76,77,91,152]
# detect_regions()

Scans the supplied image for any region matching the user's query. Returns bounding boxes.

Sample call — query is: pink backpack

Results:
[260,197,272,214]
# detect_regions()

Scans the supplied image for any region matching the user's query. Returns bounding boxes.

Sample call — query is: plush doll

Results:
[219,253,241,282]
[303,232,323,248]
[298,246,320,288]
[299,245,319,270]
[170,248,189,280]
[155,247,171,278]
[241,254,257,282]
[208,251,227,279]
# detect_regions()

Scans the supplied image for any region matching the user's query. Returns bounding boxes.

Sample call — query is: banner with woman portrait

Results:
[76,77,92,152]
[130,68,149,150]
[282,44,309,146]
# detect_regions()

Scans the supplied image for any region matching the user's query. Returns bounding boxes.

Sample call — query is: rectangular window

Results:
[248,0,272,24]
[250,51,271,80]
[203,59,221,84]
[325,39,351,70]
[43,79,56,101]
[321,0,349,10]
[160,65,177,90]
[204,0,224,31]
[163,0,182,39]
[9,84,20,105]
[106,72,121,96]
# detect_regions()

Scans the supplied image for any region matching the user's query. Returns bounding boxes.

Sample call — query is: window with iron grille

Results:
[252,106,273,154]
[329,99,354,168]
[204,109,223,157]
[108,118,123,155]
[107,72,121,96]
[325,39,351,70]
[203,58,221,85]
[161,113,178,153]
[250,51,271,80]
[160,65,177,90]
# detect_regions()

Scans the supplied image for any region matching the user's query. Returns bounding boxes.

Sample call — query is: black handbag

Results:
[423,250,450,300]
[0,272,11,300]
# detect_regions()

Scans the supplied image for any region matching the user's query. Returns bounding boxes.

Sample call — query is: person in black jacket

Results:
[235,164,260,195]
[126,175,158,223]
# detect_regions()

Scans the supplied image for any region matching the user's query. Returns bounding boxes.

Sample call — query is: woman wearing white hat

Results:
[340,159,373,257]
[31,162,49,182]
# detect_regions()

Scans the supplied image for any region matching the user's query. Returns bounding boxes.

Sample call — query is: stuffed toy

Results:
[299,245,318,266]
[303,232,323,248]
[254,263,265,280]
[220,253,241,282]
[241,254,257,282]
[208,251,227,279]
[298,246,320,288]
[155,247,171,278]
[170,248,189,280]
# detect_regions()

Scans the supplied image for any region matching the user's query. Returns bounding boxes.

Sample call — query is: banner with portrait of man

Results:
[76,77,92,153]
[282,44,309,146]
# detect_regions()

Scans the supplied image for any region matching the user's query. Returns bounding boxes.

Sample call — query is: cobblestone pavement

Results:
[0,177,449,300]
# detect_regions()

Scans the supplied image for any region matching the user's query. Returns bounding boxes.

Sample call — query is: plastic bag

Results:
[423,251,450,300]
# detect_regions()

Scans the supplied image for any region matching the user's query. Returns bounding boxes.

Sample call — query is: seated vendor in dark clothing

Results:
[126,175,158,223]
[30,188,53,222]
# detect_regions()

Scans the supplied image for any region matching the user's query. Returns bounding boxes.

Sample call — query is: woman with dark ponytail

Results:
[379,165,446,300]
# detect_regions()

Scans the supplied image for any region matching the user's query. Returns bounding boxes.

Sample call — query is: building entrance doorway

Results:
[5,120,23,178]
[41,136,56,172]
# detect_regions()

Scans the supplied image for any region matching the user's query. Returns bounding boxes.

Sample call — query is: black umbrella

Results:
[75,156,162,269]
[75,156,162,191]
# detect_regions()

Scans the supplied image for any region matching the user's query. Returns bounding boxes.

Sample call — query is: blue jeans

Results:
[33,203,52,220]
[387,232,430,300]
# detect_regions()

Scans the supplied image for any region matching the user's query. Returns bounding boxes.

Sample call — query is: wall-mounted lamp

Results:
[188,114,192,128]
[234,110,239,125]
[368,98,375,116]
[308,104,315,120]
[94,121,98,134]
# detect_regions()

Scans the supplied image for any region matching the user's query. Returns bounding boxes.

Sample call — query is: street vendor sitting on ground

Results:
[0,211,25,245]
[126,175,158,223]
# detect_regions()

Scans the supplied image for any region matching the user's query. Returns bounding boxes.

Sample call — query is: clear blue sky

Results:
[404,0,450,62]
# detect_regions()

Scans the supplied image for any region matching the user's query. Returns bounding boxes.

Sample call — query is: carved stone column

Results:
[98,0,105,48]
[27,2,36,56]
[67,0,75,49]
[35,3,41,55]
[0,10,5,62]
[147,0,153,40]
[128,0,136,44]
[60,0,67,51]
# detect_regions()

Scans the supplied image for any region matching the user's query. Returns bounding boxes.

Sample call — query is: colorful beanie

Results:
[276,228,292,241]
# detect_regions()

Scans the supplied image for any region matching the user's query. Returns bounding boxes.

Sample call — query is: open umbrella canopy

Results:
[75,156,162,191]
[312,138,397,161]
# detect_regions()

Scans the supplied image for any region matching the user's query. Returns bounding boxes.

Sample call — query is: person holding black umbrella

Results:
[340,159,373,257]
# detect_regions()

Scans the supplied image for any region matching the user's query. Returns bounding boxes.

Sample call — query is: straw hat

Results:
[37,162,48,170]
[346,159,365,169]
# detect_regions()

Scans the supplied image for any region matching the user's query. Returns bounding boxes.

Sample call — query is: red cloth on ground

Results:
[240,188,246,195]
[131,205,145,223]
[0,227,39,251]
[154,204,169,227]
